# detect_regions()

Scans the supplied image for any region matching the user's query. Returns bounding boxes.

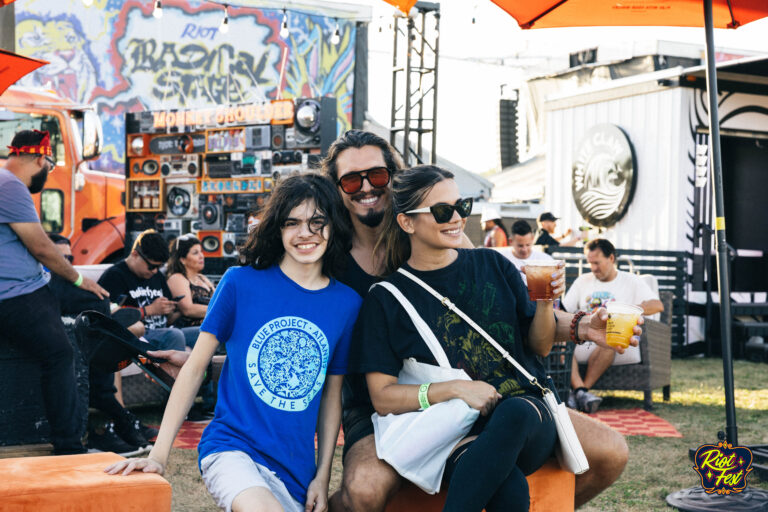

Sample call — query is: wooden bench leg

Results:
[663,385,670,402]
[643,389,653,411]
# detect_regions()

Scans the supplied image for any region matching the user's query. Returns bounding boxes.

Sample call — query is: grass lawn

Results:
[140,358,768,511]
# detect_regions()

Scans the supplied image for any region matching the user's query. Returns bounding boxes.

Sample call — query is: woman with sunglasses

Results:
[106,174,363,512]
[350,165,639,512]
[167,234,215,328]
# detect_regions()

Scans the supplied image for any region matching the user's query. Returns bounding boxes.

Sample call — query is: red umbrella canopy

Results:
[383,0,768,29]
[1,0,16,5]
[0,49,48,97]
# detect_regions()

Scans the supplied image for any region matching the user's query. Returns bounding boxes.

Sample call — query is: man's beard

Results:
[28,168,49,193]
[356,209,385,228]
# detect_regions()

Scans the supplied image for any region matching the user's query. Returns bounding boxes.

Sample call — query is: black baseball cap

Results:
[538,212,558,222]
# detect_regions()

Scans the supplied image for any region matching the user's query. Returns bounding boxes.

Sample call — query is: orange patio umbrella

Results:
[0,49,48,97]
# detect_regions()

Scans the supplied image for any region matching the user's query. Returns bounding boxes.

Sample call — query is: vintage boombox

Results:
[198,230,222,258]
[129,157,161,178]
[285,97,337,152]
[245,125,271,150]
[205,152,271,178]
[271,164,304,181]
[161,154,200,179]
[272,150,304,166]
[200,201,224,230]
[222,232,238,258]
[166,182,199,220]
[149,133,205,154]
[127,134,151,158]
[160,218,183,243]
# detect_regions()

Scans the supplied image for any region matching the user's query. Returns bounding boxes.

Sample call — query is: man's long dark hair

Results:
[322,129,404,181]
[242,174,352,278]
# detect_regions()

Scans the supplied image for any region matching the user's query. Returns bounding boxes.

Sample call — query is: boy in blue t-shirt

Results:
[107,174,362,512]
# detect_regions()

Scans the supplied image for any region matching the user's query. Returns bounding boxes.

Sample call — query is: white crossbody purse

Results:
[396,268,590,475]
[370,281,480,494]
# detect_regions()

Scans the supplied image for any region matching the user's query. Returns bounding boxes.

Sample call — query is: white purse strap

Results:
[397,268,549,394]
[373,281,453,369]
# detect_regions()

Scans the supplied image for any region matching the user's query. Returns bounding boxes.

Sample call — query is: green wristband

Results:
[73,273,83,287]
[418,383,431,410]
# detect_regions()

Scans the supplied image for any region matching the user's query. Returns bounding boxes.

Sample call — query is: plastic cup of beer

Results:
[605,302,643,349]
[524,260,563,301]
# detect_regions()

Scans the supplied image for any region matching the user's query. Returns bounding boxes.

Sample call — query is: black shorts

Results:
[341,404,376,459]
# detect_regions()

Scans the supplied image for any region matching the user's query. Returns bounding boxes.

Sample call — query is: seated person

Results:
[349,166,641,512]
[166,234,215,328]
[503,220,554,284]
[562,239,664,413]
[98,229,197,351]
[535,212,579,247]
[47,234,157,455]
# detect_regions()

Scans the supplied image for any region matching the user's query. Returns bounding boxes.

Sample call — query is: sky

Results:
[354,0,768,175]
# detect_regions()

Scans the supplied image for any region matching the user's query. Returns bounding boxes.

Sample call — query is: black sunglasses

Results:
[136,248,163,271]
[337,167,391,195]
[64,254,74,263]
[405,197,473,224]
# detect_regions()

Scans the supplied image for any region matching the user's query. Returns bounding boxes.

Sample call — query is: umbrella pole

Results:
[702,0,738,446]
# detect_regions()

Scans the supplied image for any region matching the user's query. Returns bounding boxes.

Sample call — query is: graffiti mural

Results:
[14,0,356,173]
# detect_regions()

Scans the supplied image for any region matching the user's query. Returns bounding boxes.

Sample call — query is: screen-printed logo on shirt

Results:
[585,291,615,312]
[246,316,329,412]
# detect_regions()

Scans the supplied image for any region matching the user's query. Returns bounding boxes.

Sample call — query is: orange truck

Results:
[0,86,125,264]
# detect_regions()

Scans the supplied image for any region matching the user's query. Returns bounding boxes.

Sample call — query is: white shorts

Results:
[573,341,642,366]
[200,450,304,512]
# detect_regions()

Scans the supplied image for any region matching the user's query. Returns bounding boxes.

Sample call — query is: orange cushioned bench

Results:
[0,452,171,511]
[385,459,574,512]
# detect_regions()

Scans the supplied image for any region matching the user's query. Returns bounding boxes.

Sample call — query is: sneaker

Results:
[566,390,578,410]
[575,389,603,414]
[114,416,151,452]
[88,422,143,457]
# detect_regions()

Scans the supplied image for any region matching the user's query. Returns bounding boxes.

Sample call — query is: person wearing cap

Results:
[480,207,508,247]
[0,129,108,455]
[535,212,578,247]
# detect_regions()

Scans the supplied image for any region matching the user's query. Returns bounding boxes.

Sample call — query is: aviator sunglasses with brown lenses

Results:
[337,167,391,195]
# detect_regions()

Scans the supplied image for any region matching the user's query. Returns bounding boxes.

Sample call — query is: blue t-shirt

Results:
[197,264,362,504]
[0,168,49,301]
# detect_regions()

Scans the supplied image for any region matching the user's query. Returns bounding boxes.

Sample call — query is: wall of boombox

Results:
[124,97,337,273]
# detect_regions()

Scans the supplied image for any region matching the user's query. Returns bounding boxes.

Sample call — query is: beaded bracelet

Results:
[418,383,431,410]
[570,311,588,344]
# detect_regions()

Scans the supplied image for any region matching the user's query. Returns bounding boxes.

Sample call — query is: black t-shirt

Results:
[349,249,545,397]
[98,260,172,330]
[336,253,381,423]
[535,230,559,247]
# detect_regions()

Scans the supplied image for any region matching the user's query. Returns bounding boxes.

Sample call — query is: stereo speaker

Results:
[161,154,200,179]
[222,232,238,258]
[129,157,160,178]
[198,231,222,258]
[201,202,224,230]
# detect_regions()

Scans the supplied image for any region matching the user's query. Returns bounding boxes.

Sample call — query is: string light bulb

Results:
[280,9,289,39]
[153,0,163,19]
[220,4,229,34]
[330,20,340,45]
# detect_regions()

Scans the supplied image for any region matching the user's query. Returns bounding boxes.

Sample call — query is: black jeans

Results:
[442,394,557,512]
[0,285,83,453]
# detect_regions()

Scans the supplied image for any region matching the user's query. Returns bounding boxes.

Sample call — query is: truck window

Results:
[40,189,64,233]
[0,112,63,162]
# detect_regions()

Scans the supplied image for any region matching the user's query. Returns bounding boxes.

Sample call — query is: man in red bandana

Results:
[1,129,108,454]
